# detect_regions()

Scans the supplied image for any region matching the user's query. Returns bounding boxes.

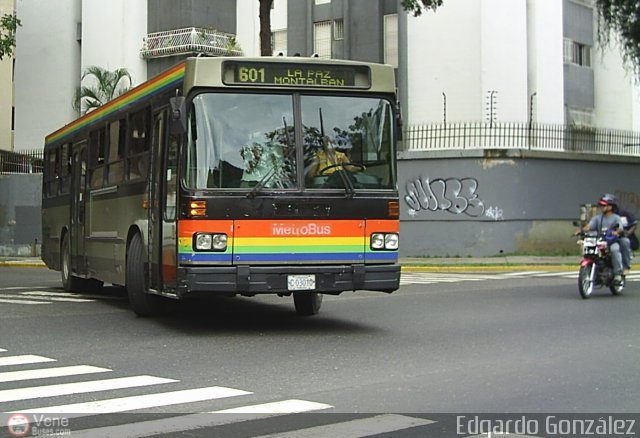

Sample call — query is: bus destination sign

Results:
[223,61,371,88]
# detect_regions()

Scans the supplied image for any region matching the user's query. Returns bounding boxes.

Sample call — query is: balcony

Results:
[140,27,242,59]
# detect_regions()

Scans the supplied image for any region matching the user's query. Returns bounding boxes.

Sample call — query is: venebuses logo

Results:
[272,223,332,236]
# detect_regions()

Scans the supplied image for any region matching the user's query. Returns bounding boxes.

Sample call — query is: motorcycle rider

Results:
[578,194,625,282]
[614,199,637,276]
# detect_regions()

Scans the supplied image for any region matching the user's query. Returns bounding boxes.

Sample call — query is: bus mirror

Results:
[169,96,186,134]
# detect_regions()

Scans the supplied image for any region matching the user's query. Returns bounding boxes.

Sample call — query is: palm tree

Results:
[73,66,132,115]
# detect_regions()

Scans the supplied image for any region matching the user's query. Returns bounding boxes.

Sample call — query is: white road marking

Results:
[0,298,50,305]
[0,355,56,367]
[213,399,333,414]
[252,414,434,438]
[0,375,177,403]
[58,399,334,438]
[0,293,93,303]
[0,365,111,383]
[16,386,251,414]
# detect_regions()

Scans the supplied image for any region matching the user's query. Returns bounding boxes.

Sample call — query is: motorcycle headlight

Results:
[583,237,597,246]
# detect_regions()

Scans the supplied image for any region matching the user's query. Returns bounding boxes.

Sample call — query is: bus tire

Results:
[61,233,84,292]
[126,233,165,317]
[293,292,322,316]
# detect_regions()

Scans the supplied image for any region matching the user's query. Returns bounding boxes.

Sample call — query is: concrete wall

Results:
[14,0,81,150]
[0,174,41,255]
[82,0,147,87]
[398,150,640,257]
[1,154,638,258]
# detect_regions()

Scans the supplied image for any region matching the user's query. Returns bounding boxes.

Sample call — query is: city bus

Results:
[41,56,401,316]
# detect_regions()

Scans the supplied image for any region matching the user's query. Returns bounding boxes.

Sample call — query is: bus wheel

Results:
[126,233,165,317]
[293,292,323,316]
[61,234,84,292]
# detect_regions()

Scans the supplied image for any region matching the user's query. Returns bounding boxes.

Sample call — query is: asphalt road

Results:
[0,267,638,437]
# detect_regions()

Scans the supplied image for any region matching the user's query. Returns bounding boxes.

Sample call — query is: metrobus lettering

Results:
[272,223,332,236]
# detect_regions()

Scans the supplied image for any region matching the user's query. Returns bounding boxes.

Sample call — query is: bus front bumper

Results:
[176,264,400,297]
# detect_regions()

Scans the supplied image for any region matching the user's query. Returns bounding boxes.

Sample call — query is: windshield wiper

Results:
[319,108,355,198]
[246,165,277,199]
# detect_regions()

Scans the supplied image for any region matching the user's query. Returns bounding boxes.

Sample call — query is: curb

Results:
[401,264,576,273]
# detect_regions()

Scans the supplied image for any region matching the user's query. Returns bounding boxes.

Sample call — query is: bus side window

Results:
[107,119,126,184]
[89,127,107,189]
[128,108,150,181]
[44,149,58,197]
[59,143,71,195]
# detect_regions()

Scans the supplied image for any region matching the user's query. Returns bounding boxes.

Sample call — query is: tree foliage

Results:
[595,0,640,74]
[0,13,21,61]
[73,66,132,115]
[400,0,444,16]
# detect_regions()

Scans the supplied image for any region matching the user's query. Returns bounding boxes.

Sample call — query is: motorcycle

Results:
[574,225,625,299]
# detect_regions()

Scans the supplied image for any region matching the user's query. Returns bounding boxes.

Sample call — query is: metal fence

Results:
[0,149,43,175]
[403,122,640,157]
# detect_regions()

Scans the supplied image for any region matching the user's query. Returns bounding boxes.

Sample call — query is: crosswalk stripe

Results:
[20,291,122,300]
[16,386,251,414]
[0,365,111,383]
[0,355,56,367]
[251,414,434,438]
[0,298,50,305]
[213,399,333,414]
[60,400,334,438]
[0,293,94,303]
[502,271,548,276]
[531,271,577,277]
[0,349,6,352]
[0,375,177,403]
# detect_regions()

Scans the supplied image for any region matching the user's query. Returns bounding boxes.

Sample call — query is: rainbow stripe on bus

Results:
[177,219,398,264]
[45,63,186,145]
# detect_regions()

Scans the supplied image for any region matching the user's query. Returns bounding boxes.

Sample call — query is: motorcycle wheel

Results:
[578,264,595,299]
[610,276,624,296]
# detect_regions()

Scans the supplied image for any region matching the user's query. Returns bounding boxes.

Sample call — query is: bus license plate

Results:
[287,274,316,291]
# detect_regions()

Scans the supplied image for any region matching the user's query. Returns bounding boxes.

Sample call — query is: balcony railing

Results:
[403,122,640,157]
[0,149,43,175]
[140,27,242,59]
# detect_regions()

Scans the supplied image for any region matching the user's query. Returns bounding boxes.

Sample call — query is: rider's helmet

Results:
[598,193,617,207]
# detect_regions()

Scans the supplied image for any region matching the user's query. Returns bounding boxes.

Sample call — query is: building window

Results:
[334,19,344,41]
[384,14,398,68]
[564,38,591,67]
[272,29,287,55]
[314,21,332,59]
[11,107,15,131]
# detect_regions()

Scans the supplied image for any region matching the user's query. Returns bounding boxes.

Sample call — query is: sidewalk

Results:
[400,255,579,272]
[0,255,580,272]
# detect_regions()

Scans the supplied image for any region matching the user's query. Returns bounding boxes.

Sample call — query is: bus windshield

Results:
[185,92,395,191]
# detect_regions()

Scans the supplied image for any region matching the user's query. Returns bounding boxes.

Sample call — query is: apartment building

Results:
[284,0,639,129]
[0,0,15,151]
[13,0,244,150]
[8,0,640,151]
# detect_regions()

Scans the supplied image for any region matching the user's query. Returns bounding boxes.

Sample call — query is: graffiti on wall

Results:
[405,175,502,220]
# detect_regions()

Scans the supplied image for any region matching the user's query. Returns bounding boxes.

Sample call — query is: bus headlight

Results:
[370,232,399,250]
[194,233,227,251]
